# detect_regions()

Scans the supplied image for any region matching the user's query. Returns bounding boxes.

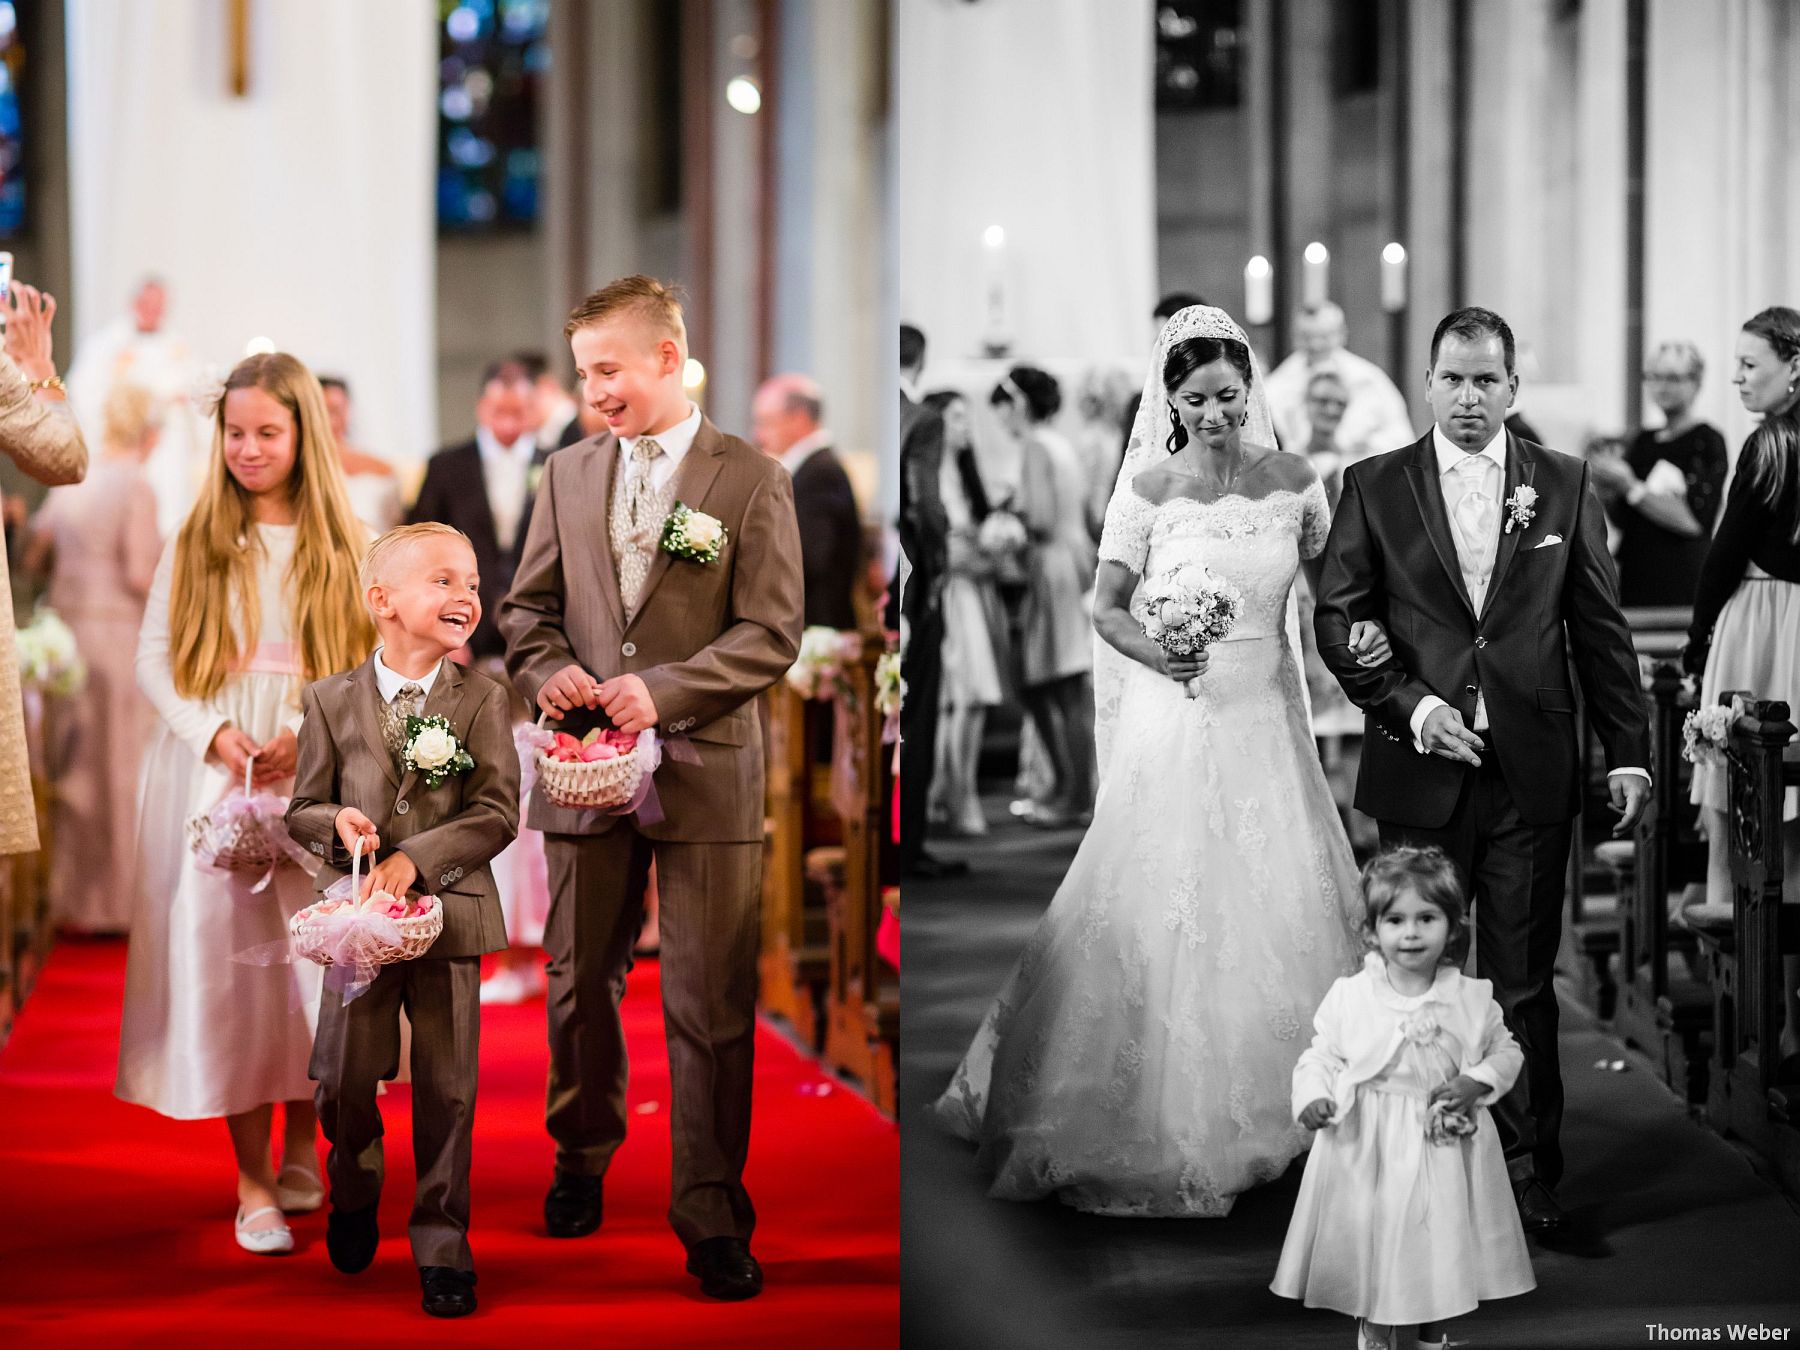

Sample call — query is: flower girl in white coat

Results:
[1272,846,1536,1350]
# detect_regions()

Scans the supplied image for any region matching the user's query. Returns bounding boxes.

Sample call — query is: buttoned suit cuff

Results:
[1410,695,1448,754]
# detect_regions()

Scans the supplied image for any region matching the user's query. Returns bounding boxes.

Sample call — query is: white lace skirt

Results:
[931,634,1365,1215]
[1690,567,1800,822]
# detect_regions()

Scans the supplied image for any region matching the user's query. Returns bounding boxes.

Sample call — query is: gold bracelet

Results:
[28,374,65,395]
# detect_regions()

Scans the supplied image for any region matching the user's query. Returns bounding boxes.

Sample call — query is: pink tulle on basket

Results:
[185,751,311,893]
[286,837,443,1002]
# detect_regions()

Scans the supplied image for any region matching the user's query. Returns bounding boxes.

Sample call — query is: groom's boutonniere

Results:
[661,501,728,564]
[402,714,476,789]
[1503,484,1538,534]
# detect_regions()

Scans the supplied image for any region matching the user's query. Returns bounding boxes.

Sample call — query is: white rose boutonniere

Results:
[402,714,476,789]
[661,500,729,564]
[1503,484,1538,534]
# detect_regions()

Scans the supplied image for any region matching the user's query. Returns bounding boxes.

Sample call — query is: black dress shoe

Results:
[1513,1177,1569,1233]
[419,1265,477,1318]
[686,1236,764,1301]
[901,850,970,880]
[543,1170,604,1238]
[326,1200,380,1274]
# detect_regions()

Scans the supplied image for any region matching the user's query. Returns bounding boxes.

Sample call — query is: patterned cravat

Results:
[613,437,665,615]
[381,683,425,761]
[1450,454,1498,608]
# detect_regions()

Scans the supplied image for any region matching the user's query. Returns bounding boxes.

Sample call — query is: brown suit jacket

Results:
[286,656,520,958]
[498,417,804,842]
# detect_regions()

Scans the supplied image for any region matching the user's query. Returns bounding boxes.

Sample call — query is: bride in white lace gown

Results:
[930,307,1371,1216]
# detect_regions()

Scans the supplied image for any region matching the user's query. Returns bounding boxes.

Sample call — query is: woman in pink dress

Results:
[25,384,163,932]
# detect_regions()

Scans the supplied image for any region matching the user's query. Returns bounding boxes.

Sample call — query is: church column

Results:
[1403,0,1458,391]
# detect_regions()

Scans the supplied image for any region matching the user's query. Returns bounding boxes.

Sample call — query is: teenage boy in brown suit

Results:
[499,276,803,1300]
[287,522,520,1318]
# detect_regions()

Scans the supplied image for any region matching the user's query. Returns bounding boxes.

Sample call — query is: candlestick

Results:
[981,224,1011,355]
[1303,242,1329,308]
[1244,255,1273,327]
[1381,242,1407,312]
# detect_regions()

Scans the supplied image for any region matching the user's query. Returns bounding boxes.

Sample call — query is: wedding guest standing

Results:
[116,352,375,1255]
[1685,306,1800,1061]
[1589,340,1729,606]
[0,281,88,859]
[27,384,162,932]
[1265,302,1414,462]
[752,373,863,630]
[991,366,1095,826]
[319,376,403,534]
[924,391,1004,837]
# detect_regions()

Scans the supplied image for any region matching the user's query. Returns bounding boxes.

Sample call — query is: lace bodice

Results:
[1099,483,1330,642]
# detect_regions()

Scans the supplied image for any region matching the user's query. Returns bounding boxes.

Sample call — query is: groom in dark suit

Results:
[1316,307,1651,1232]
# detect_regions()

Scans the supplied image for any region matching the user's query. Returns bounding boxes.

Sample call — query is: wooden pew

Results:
[814,634,898,1114]
[760,681,836,1050]
[1612,661,1711,1102]
[1698,694,1800,1193]
[2,692,55,1049]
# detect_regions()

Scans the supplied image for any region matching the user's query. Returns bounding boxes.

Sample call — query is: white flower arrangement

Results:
[661,501,728,564]
[15,607,85,696]
[786,625,862,700]
[1682,698,1742,766]
[875,649,903,721]
[402,714,475,789]
[1503,483,1538,534]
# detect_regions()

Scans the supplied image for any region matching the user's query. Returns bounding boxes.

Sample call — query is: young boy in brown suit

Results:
[500,276,803,1300]
[287,522,520,1318]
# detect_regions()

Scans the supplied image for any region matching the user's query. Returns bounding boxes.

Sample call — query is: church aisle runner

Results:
[0,939,897,1348]
[902,801,1800,1349]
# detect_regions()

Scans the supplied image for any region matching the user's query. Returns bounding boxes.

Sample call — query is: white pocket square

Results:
[1534,535,1563,549]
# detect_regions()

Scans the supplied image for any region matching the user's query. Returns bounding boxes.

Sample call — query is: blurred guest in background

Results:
[409,358,548,664]
[26,383,162,933]
[753,373,862,630]
[517,349,585,451]
[1685,306,1800,1060]
[991,366,1095,828]
[924,391,1005,837]
[1265,301,1414,463]
[1071,365,1136,542]
[897,324,964,878]
[0,281,89,860]
[1302,368,1352,511]
[65,276,202,539]
[318,376,402,533]
[1590,340,1729,607]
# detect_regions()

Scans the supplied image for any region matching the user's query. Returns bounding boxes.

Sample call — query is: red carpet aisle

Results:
[0,939,898,1348]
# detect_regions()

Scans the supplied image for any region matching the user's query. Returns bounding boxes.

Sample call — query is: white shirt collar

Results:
[475,425,535,462]
[1432,422,1507,478]
[619,403,702,466]
[900,375,921,404]
[780,427,832,475]
[372,646,443,703]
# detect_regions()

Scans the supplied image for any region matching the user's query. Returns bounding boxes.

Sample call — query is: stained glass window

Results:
[0,2,26,236]
[437,0,549,232]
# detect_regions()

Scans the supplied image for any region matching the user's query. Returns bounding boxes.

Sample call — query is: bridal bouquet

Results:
[15,607,85,697]
[1682,698,1742,766]
[1139,562,1242,699]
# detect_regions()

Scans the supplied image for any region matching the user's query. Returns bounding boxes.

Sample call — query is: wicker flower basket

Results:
[531,714,648,810]
[289,837,442,967]
[186,752,286,875]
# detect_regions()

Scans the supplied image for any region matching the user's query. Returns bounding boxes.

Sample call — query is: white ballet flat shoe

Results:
[234,1205,294,1255]
[275,1163,325,1214]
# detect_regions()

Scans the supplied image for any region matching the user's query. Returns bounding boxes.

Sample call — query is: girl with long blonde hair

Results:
[117,352,374,1255]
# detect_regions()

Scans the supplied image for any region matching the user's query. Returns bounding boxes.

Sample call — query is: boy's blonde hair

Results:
[361,521,475,613]
[563,274,688,358]
[168,352,374,702]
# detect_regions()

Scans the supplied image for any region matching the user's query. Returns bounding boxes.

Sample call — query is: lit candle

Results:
[1244,255,1273,326]
[982,224,1009,350]
[1381,242,1407,312]
[1303,241,1330,308]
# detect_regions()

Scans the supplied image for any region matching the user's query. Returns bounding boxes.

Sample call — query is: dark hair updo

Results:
[1161,335,1253,455]
[989,365,1062,424]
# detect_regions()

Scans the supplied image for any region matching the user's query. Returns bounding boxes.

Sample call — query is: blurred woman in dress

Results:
[0,280,88,860]
[991,367,1095,826]
[25,384,162,933]
[1685,306,1800,1059]
[1590,340,1729,606]
[924,390,1005,836]
[319,375,402,533]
